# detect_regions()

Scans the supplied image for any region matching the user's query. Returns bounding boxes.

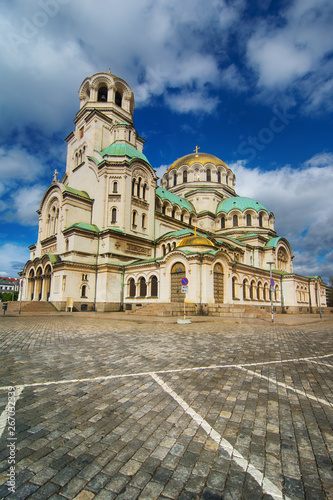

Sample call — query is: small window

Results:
[132,211,137,227]
[137,178,141,198]
[259,213,263,227]
[97,86,107,102]
[174,173,177,186]
[113,182,118,193]
[206,169,211,182]
[233,214,238,227]
[79,127,84,139]
[171,209,175,218]
[132,179,136,196]
[139,277,147,297]
[217,171,221,183]
[142,214,146,228]
[183,170,187,183]
[246,214,252,226]
[115,91,122,107]
[151,276,158,297]
[129,278,136,297]
[111,208,117,223]
[142,184,147,200]
[81,285,87,298]
[221,216,225,229]
[162,205,166,215]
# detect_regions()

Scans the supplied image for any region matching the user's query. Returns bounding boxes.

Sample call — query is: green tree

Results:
[0,292,18,302]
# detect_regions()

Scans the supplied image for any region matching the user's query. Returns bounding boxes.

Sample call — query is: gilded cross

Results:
[194,145,200,154]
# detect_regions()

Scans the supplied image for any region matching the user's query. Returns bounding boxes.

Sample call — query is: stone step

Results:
[5,301,58,313]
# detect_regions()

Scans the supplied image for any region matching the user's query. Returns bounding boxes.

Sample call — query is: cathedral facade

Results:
[21,72,326,314]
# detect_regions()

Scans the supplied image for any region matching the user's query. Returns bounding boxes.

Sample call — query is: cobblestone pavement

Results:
[0,316,332,500]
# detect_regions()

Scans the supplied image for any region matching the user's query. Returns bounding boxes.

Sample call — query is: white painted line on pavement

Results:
[238,367,333,408]
[308,359,333,369]
[150,372,291,500]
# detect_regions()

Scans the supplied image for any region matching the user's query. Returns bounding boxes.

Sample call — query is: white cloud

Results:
[229,155,333,282]
[154,164,169,181]
[0,147,43,182]
[246,0,333,110]
[0,243,30,278]
[10,186,46,226]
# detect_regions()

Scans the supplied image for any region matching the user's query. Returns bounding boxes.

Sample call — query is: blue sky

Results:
[0,0,332,283]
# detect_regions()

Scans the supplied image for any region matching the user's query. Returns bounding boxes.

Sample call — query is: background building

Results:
[21,72,327,314]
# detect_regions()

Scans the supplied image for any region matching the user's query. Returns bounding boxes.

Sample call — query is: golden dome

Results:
[167,152,229,173]
[177,229,216,249]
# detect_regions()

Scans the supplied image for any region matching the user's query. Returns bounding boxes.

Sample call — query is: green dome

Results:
[100,141,151,165]
[216,196,269,215]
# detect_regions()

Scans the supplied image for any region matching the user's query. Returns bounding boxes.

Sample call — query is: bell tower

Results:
[64,72,145,184]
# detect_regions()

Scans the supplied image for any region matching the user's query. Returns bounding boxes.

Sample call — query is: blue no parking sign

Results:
[181,277,188,286]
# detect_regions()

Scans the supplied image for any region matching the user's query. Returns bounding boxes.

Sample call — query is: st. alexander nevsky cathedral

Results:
[21,72,327,314]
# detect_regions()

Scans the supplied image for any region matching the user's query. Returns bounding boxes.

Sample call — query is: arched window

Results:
[111,208,117,223]
[250,280,255,299]
[151,276,158,297]
[221,216,225,229]
[129,130,131,142]
[233,214,238,227]
[257,282,261,300]
[132,211,137,227]
[217,171,221,183]
[259,213,263,227]
[113,182,118,193]
[65,239,69,252]
[97,86,107,102]
[246,214,252,226]
[142,183,147,200]
[129,278,136,297]
[137,177,141,198]
[139,277,147,297]
[115,91,122,107]
[142,214,146,228]
[162,205,166,215]
[167,243,171,253]
[206,169,211,182]
[173,173,177,186]
[183,170,188,183]
[243,279,248,299]
[171,209,175,218]
[277,247,288,271]
[232,276,237,299]
[180,212,184,222]
[81,285,87,298]
[162,244,166,256]
[132,179,136,196]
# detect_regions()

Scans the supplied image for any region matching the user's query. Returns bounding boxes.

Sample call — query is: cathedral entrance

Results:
[171,262,186,302]
[213,263,224,303]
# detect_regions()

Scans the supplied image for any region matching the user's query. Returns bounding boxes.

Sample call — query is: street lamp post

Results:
[267,261,275,323]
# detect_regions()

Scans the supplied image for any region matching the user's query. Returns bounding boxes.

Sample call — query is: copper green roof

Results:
[64,186,91,199]
[265,237,282,248]
[47,254,61,264]
[156,187,196,213]
[66,222,100,232]
[99,142,151,166]
[155,228,205,242]
[216,197,269,214]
